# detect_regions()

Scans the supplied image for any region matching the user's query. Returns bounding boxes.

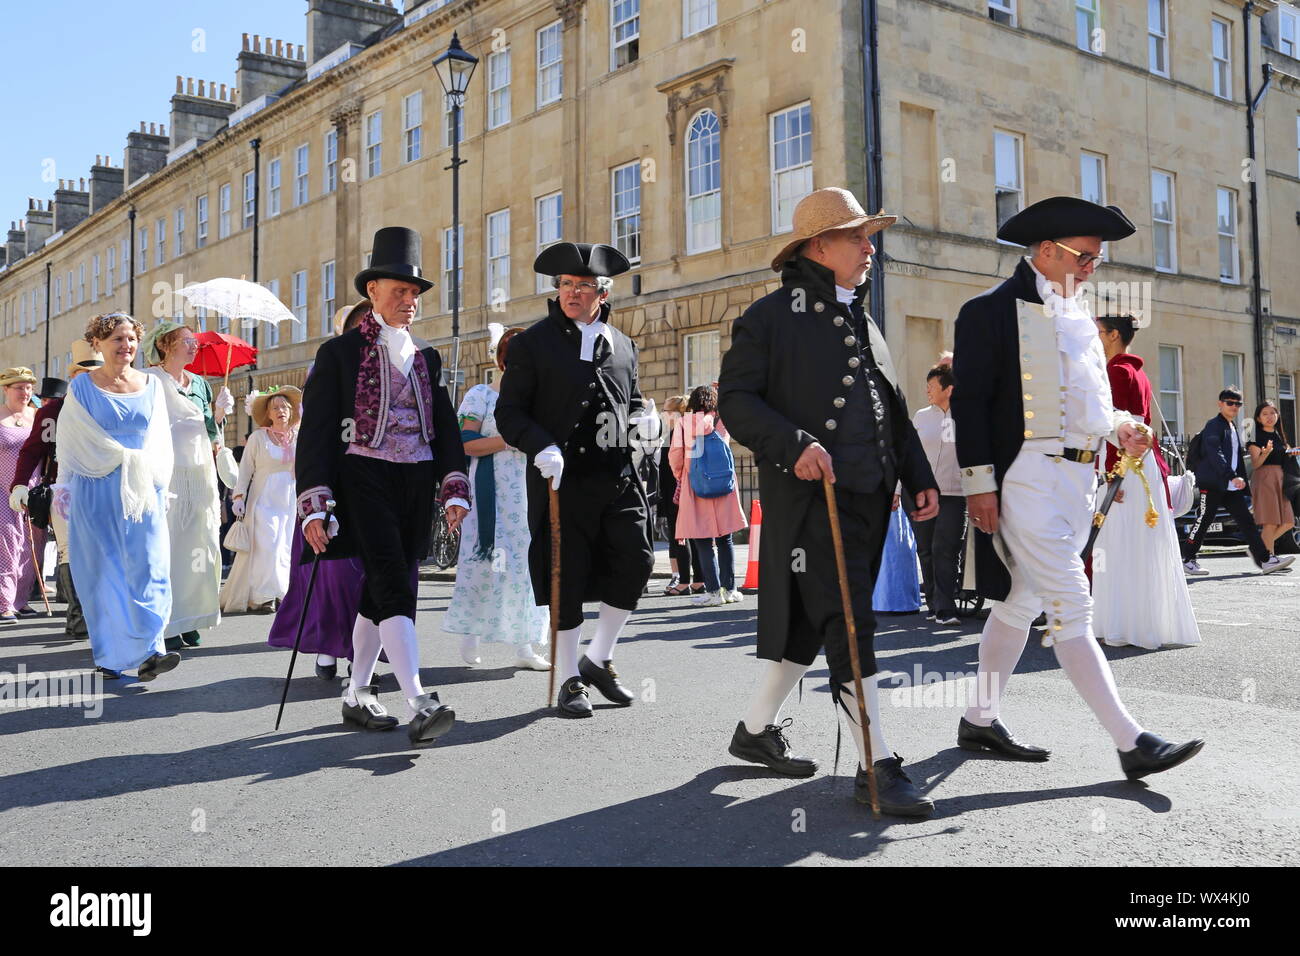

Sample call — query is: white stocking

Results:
[963,611,1031,726]
[1053,635,1143,750]
[584,603,632,664]
[556,626,582,681]
[344,615,383,705]
[377,615,425,711]
[836,679,890,770]
[742,659,810,735]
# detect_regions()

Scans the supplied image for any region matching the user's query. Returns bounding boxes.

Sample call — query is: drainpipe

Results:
[1244,3,1273,404]
[861,0,885,332]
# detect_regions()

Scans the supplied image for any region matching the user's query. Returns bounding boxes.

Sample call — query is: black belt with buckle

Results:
[1048,447,1096,464]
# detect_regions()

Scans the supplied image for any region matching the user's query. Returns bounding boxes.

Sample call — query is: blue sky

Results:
[0,1,320,233]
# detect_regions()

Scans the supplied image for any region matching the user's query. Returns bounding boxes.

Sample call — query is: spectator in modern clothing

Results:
[1181,387,1293,575]
[659,394,705,595]
[1247,400,1297,560]
[909,354,965,625]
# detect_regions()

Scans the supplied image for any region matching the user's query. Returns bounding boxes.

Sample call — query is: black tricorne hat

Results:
[534,242,631,279]
[354,226,434,298]
[38,377,67,400]
[997,197,1136,246]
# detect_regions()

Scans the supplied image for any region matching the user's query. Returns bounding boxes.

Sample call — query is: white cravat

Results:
[375,311,415,377]
[835,285,856,306]
[576,316,613,362]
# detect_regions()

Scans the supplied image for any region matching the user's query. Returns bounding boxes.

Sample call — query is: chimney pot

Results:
[80,177,86,191]
[253,34,261,53]
[160,123,166,135]
[242,32,250,51]
[275,39,283,57]
[187,77,195,94]
[220,83,228,100]
[176,75,183,93]
[139,121,146,132]
[198,80,205,97]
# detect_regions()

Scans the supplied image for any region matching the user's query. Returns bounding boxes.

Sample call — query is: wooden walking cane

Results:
[275,500,335,731]
[24,513,51,616]
[822,475,880,819]
[546,484,561,707]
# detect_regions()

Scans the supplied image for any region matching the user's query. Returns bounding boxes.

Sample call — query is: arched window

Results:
[685,109,721,254]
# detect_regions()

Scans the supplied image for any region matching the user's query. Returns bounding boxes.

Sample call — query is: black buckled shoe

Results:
[315,659,338,681]
[407,692,456,745]
[1119,732,1204,781]
[728,718,818,777]
[858,755,934,818]
[137,651,181,682]
[957,717,1051,761]
[578,656,634,706]
[557,677,594,718]
[341,685,399,731]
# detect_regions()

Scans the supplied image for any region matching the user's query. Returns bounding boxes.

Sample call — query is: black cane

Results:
[1081,471,1125,563]
[275,499,335,731]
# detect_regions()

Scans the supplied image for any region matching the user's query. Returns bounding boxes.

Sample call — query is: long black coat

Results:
[718,257,934,659]
[295,326,466,562]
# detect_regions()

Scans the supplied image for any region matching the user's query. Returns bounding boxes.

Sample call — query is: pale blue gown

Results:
[66,374,172,672]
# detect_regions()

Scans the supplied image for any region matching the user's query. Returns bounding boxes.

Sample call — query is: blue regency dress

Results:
[442,384,549,648]
[66,375,172,672]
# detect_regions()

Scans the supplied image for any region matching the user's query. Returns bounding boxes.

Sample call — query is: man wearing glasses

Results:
[496,242,657,719]
[951,196,1204,782]
[1181,387,1291,574]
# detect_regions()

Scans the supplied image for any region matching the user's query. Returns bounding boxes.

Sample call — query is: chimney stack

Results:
[170,74,238,150]
[89,155,125,213]
[53,178,91,233]
[306,0,400,66]
[5,221,27,267]
[236,30,307,105]
[124,123,169,185]
[24,199,54,254]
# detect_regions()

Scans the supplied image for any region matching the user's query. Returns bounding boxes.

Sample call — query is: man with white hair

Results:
[495,242,657,719]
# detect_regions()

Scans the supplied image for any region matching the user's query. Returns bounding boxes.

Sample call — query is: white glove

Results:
[232,496,246,518]
[9,485,28,512]
[215,386,235,415]
[535,445,564,491]
[628,413,661,457]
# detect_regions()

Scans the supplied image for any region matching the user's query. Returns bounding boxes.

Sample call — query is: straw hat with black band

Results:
[250,386,303,429]
[769,188,897,272]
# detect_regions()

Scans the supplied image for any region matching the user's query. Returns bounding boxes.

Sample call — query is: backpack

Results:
[1185,430,1205,473]
[689,428,736,499]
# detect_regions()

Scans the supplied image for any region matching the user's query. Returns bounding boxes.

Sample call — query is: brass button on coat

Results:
[825,419,837,430]
[848,357,861,368]
[842,375,854,386]
[844,336,856,346]
[833,316,845,327]
[833,397,846,408]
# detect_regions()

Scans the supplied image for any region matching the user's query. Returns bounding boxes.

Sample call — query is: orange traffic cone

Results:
[741,498,761,590]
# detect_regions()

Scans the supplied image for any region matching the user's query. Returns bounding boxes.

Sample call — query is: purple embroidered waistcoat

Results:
[352,311,436,449]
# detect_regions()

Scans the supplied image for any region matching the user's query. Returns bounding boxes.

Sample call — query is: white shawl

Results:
[58,376,174,522]
[143,367,218,529]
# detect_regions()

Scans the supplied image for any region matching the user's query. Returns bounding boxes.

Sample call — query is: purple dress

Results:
[266,529,367,659]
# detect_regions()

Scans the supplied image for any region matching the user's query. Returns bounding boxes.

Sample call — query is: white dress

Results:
[442,384,549,647]
[1092,448,1201,648]
[220,428,297,611]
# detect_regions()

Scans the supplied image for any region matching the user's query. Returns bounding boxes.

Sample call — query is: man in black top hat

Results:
[495,242,657,718]
[297,226,470,746]
[38,378,68,404]
[950,196,1203,781]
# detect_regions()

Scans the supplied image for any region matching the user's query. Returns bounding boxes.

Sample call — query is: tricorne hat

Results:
[997,196,1136,246]
[533,242,631,279]
[332,300,372,337]
[0,367,38,388]
[770,188,896,272]
[355,227,433,298]
[249,385,303,429]
[70,340,104,368]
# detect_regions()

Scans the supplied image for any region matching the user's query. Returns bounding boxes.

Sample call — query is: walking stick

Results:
[24,513,51,616]
[547,484,561,708]
[822,475,880,819]
[275,499,335,731]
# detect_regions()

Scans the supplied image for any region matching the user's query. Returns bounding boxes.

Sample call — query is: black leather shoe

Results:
[137,651,181,682]
[180,631,201,647]
[858,755,934,818]
[557,677,593,718]
[407,692,455,745]
[1119,732,1204,781]
[957,717,1051,761]
[578,655,634,706]
[341,685,399,731]
[728,719,818,777]
[164,636,184,652]
[315,660,338,681]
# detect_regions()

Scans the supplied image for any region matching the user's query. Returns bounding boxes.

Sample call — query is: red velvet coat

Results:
[1105,353,1171,508]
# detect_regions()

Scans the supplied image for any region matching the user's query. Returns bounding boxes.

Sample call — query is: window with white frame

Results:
[295,144,309,205]
[536,192,563,293]
[196,195,209,247]
[684,330,720,389]
[267,159,282,217]
[174,207,185,257]
[77,263,86,304]
[366,110,383,178]
[139,229,148,273]
[612,161,641,263]
[1222,352,1244,392]
[1080,150,1107,256]
[65,270,72,308]
[121,239,129,281]
[263,278,281,348]
[1158,344,1183,437]
[1151,169,1176,272]
[683,0,716,37]
[155,218,166,266]
[403,92,423,163]
[1217,187,1239,283]
[1279,372,1297,447]
[242,171,255,228]
[537,21,563,107]
[92,254,100,301]
[321,261,336,337]
[53,276,62,315]
[1076,0,1100,53]
[1280,4,1299,57]
[325,128,338,193]
[612,0,640,70]
[994,129,1023,233]
[106,245,115,293]
[686,109,722,254]
[1212,18,1231,99]
[487,49,511,129]
[988,0,1015,27]
[770,102,813,234]
[486,210,511,307]
[1148,0,1168,75]
[443,225,464,313]
[291,270,308,343]
[442,91,464,147]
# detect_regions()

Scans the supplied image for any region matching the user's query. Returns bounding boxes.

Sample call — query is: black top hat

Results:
[997,197,1136,246]
[39,377,68,401]
[354,226,434,298]
[533,242,631,279]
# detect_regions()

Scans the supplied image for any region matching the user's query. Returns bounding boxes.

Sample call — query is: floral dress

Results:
[442,384,548,647]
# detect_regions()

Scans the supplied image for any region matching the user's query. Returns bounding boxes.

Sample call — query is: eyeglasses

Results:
[1223,400,1243,407]
[1052,240,1104,270]
[556,279,600,293]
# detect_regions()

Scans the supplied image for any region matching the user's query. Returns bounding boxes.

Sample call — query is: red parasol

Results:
[186,331,258,388]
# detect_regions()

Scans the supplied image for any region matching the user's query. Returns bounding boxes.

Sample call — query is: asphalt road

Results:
[1,550,1296,867]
